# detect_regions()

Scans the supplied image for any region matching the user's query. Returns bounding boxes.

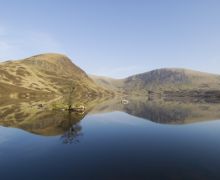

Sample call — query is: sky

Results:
[0,0,220,78]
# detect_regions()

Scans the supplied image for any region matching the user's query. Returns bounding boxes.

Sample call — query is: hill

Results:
[91,68,220,96]
[0,53,113,100]
[1,54,220,100]
[89,75,124,94]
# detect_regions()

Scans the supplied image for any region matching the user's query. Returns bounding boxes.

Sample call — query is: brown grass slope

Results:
[0,53,112,98]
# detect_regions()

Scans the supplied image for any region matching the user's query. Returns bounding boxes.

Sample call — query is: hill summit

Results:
[1,53,220,101]
[0,53,112,98]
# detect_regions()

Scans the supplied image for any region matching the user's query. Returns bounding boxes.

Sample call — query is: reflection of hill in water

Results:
[1,97,220,137]
[0,97,87,136]
[123,101,191,124]
[90,98,220,124]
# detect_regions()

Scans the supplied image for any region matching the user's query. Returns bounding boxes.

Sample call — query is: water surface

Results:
[0,98,220,179]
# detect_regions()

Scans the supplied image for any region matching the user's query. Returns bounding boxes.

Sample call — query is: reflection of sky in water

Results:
[1,112,220,179]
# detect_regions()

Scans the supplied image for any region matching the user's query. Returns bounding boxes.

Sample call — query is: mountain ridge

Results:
[91,67,220,95]
[0,53,113,99]
[1,53,220,99]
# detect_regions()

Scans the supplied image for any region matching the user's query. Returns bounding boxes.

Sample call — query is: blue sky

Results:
[0,0,220,78]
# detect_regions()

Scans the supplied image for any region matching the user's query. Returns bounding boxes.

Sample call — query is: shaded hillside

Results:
[0,53,113,99]
[91,68,220,96]
[124,68,220,92]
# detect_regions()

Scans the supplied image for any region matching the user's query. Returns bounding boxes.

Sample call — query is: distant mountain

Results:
[91,68,220,96]
[1,53,220,100]
[0,53,112,99]
[89,75,124,94]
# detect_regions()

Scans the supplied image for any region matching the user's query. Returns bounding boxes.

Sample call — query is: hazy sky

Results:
[0,0,220,78]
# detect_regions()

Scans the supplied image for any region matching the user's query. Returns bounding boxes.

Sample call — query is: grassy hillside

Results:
[0,53,113,101]
[1,54,220,99]
[91,68,220,96]
[125,68,220,91]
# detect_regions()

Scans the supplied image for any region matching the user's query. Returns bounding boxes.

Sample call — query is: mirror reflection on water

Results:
[1,96,220,179]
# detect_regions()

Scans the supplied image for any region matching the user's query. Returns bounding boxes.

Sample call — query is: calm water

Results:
[1,99,220,179]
